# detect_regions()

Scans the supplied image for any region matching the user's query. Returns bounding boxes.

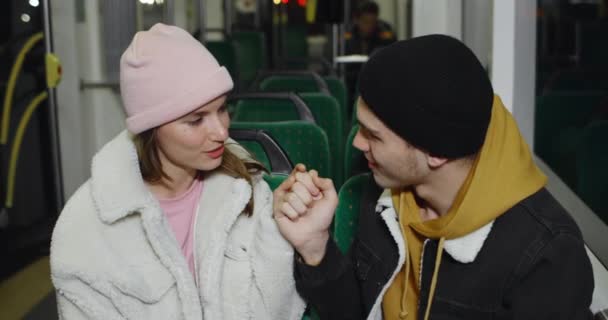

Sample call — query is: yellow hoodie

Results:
[382,96,547,319]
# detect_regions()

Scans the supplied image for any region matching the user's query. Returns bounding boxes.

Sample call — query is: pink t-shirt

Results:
[158,178,203,276]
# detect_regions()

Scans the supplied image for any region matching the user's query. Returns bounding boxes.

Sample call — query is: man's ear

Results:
[427,154,448,169]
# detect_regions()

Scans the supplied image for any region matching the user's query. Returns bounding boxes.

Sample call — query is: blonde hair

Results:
[133,129,266,216]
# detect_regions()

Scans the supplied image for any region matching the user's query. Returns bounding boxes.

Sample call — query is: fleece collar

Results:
[89,132,250,225]
[375,189,493,263]
[90,131,155,224]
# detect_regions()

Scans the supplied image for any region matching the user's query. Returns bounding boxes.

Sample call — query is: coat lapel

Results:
[194,171,251,319]
[90,131,153,224]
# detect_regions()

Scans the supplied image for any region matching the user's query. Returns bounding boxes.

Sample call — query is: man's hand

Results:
[273,164,338,266]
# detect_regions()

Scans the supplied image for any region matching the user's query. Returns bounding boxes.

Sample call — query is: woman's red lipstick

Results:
[207,146,225,159]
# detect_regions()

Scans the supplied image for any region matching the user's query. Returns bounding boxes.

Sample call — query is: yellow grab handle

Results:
[1,32,44,145]
[5,92,48,208]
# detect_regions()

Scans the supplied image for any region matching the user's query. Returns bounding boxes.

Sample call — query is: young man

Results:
[273,35,594,319]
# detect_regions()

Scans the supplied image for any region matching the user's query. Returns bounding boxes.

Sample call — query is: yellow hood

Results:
[383,95,547,319]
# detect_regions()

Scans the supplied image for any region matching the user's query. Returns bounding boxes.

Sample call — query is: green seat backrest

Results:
[283,25,308,68]
[324,77,348,120]
[230,31,266,88]
[535,92,604,188]
[263,173,288,191]
[576,121,608,224]
[259,76,348,124]
[301,93,344,186]
[301,308,321,320]
[233,93,345,187]
[350,98,359,128]
[344,125,368,180]
[236,140,272,170]
[229,128,294,174]
[206,40,238,81]
[231,121,331,179]
[333,173,372,253]
[233,99,300,122]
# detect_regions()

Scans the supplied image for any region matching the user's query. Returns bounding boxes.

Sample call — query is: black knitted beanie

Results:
[358,34,494,158]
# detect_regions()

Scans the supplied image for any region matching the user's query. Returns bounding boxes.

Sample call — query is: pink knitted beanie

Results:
[120,23,233,134]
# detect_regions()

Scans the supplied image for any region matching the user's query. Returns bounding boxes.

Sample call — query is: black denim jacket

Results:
[295,181,594,320]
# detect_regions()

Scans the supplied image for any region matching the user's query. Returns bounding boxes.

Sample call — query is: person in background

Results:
[346,0,396,55]
[50,23,305,320]
[345,0,396,113]
[274,35,594,319]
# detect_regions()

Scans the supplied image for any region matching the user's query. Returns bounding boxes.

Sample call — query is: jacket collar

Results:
[90,132,252,226]
[90,131,155,224]
[376,189,494,264]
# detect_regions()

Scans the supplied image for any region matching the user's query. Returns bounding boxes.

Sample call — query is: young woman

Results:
[50,23,305,319]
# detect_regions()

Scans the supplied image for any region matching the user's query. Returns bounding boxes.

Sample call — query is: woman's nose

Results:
[207,115,229,141]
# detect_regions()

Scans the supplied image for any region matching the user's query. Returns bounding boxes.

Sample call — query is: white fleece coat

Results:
[50,131,306,320]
